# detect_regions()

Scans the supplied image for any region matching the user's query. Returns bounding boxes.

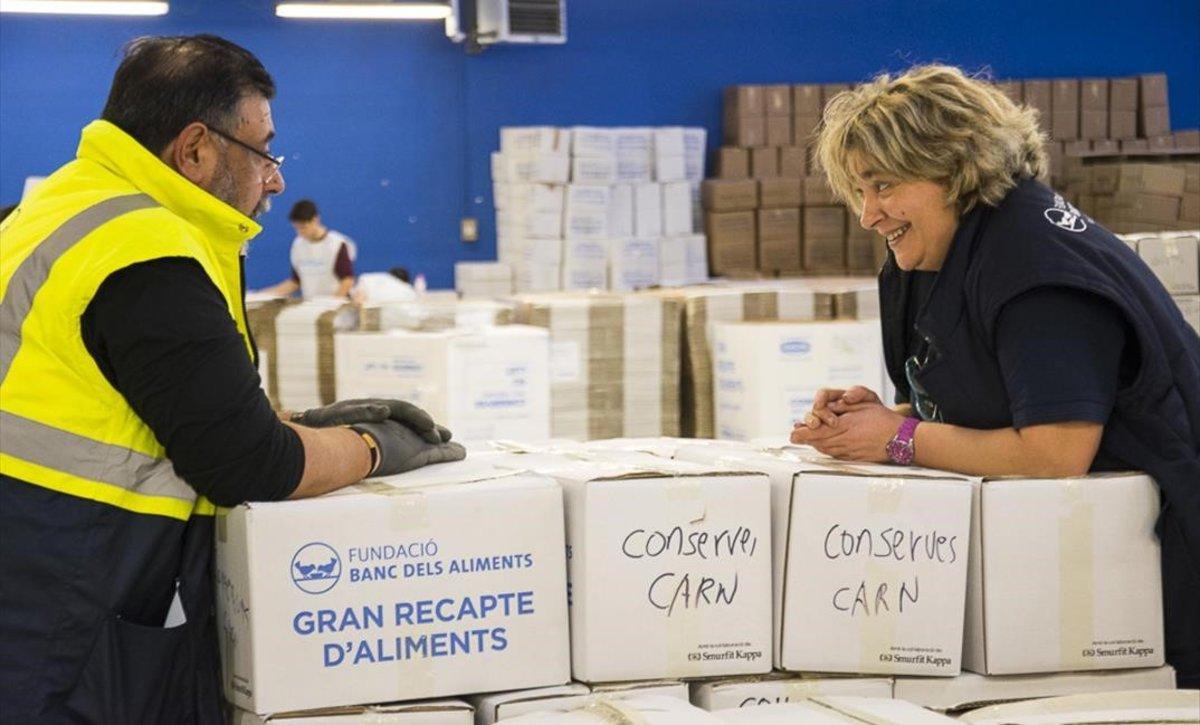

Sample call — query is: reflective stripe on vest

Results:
[0,192,207,521]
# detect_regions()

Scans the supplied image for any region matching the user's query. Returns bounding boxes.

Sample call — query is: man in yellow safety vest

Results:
[0,35,463,723]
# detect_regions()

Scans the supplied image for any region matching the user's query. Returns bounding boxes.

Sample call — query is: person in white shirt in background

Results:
[261,198,356,298]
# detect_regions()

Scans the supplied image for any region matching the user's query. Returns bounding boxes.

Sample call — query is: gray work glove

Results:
[351,420,466,477]
[291,399,452,444]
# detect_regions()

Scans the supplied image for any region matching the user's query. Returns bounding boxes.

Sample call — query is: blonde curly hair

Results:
[815,65,1047,214]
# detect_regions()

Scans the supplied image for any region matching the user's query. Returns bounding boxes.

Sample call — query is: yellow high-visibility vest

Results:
[0,120,262,521]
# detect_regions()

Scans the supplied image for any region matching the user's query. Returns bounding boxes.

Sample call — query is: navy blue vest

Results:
[880,177,1200,684]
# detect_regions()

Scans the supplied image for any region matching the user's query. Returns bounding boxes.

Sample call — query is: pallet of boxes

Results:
[704,83,887,279]
[490,125,709,296]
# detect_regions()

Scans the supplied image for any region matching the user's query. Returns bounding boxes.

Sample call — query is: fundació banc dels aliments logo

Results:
[291,542,342,594]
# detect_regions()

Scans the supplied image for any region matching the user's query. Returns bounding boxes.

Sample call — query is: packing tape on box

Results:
[354,481,431,529]
[584,699,651,725]
[861,477,903,671]
[623,297,661,436]
[588,301,623,440]
[666,477,707,677]
[1059,479,1096,670]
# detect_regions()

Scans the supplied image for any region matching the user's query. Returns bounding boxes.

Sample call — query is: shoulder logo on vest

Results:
[291,542,342,594]
[1044,194,1088,233]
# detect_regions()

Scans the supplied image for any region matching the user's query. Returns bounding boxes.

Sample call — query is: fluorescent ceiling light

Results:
[276,2,449,19]
[0,0,168,14]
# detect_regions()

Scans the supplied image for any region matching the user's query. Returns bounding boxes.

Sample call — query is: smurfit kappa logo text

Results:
[291,542,342,594]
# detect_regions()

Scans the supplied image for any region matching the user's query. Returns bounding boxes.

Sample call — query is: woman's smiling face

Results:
[851,156,960,271]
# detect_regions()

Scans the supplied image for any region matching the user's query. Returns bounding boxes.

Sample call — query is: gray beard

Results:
[209,156,270,219]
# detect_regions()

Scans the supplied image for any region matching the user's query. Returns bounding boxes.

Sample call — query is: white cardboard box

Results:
[690,674,893,710]
[893,666,1176,712]
[958,689,1200,724]
[504,696,720,725]
[655,154,687,183]
[215,461,571,714]
[674,446,973,675]
[473,680,687,723]
[1138,232,1199,294]
[609,185,635,238]
[492,152,570,184]
[570,127,617,157]
[334,326,550,442]
[564,185,611,240]
[659,234,708,286]
[654,127,686,157]
[501,127,561,153]
[635,183,664,238]
[504,456,773,682]
[616,153,654,183]
[232,699,474,724]
[571,155,617,184]
[662,181,694,236]
[561,239,609,291]
[713,697,956,724]
[611,238,661,292]
[711,320,885,441]
[963,473,1165,675]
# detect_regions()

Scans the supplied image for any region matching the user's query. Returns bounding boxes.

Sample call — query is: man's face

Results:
[291,218,322,241]
[208,95,285,218]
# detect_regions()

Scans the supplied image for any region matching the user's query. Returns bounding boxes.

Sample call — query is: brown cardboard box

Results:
[1024,80,1052,131]
[765,85,792,116]
[996,80,1023,105]
[793,114,820,147]
[1081,110,1108,140]
[1102,163,1186,196]
[1121,138,1150,152]
[724,115,766,148]
[820,83,851,110]
[1182,194,1199,223]
[1141,105,1171,138]
[804,239,847,273]
[757,207,801,240]
[1181,163,1200,194]
[1091,139,1120,154]
[1109,192,1181,224]
[724,85,766,116]
[1173,129,1200,149]
[779,146,807,176]
[1051,109,1079,140]
[751,146,779,178]
[792,84,822,115]
[1110,110,1137,140]
[846,219,883,272]
[706,211,757,273]
[1110,78,1138,111]
[759,177,803,208]
[766,116,792,147]
[1044,141,1064,182]
[1063,140,1090,156]
[1138,74,1168,108]
[1081,79,1108,111]
[804,205,846,238]
[702,179,758,211]
[803,175,836,205]
[1149,135,1175,151]
[757,208,801,271]
[717,147,750,179]
[1052,78,1080,111]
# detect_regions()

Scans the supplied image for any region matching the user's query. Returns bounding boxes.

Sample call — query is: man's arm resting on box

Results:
[81,257,370,505]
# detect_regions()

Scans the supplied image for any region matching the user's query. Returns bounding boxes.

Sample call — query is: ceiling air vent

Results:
[476,0,565,44]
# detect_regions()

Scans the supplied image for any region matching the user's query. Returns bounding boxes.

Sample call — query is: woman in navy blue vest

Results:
[791,65,1200,687]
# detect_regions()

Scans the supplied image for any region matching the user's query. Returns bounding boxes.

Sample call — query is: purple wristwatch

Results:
[886,416,921,465]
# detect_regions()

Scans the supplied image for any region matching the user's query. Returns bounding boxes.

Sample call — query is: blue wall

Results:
[3,0,1198,289]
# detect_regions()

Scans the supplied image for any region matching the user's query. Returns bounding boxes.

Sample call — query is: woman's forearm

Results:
[913,420,1103,478]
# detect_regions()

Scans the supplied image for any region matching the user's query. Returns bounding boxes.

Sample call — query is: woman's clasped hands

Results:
[789,385,907,463]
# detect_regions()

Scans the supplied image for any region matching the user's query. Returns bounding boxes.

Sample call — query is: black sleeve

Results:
[995,286,1128,429]
[81,257,304,505]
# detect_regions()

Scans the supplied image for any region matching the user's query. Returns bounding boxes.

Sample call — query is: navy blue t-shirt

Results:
[903,276,1134,470]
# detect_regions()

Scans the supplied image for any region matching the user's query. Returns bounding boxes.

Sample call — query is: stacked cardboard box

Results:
[1075,163,1196,233]
[512,292,682,440]
[1120,231,1200,333]
[493,126,709,293]
[711,83,890,277]
[273,299,358,411]
[332,325,551,442]
[454,261,513,298]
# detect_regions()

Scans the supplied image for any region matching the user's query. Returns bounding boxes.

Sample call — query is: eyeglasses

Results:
[208,126,284,176]
[904,341,942,423]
